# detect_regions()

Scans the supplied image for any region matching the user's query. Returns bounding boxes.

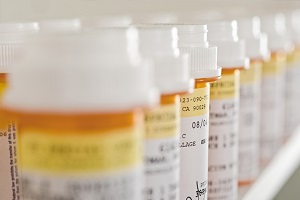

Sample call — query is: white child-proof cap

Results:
[176,24,221,79]
[285,10,300,46]
[207,20,250,68]
[138,26,194,95]
[237,17,270,61]
[260,13,293,52]
[0,22,39,72]
[4,28,159,113]
[38,18,81,33]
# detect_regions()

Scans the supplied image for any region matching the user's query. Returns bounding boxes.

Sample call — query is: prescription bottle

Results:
[3,29,159,200]
[207,20,249,200]
[0,22,38,200]
[260,13,290,166]
[283,11,300,140]
[237,16,270,186]
[177,24,222,200]
[139,26,194,200]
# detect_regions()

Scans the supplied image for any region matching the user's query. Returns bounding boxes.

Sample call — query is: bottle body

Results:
[179,80,211,200]
[10,110,144,200]
[284,48,300,140]
[208,69,240,200]
[143,94,180,200]
[238,60,262,186]
[260,52,286,166]
[0,73,21,200]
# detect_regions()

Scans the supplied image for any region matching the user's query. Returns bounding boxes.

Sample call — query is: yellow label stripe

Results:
[21,127,141,174]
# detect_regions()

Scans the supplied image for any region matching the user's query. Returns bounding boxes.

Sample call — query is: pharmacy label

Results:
[145,104,179,139]
[20,127,142,200]
[144,103,180,200]
[239,62,261,182]
[180,87,209,118]
[208,72,239,200]
[180,86,210,200]
[210,72,239,100]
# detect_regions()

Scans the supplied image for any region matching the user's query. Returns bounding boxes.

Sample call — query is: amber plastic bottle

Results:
[139,26,194,200]
[176,24,221,200]
[236,17,269,189]
[207,21,249,200]
[0,22,38,200]
[4,30,158,200]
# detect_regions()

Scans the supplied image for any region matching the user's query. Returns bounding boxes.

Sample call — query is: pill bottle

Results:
[177,24,222,200]
[260,13,291,166]
[236,16,270,187]
[3,28,159,200]
[138,26,194,200]
[207,20,249,200]
[0,22,38,200]
[283,11,300,140]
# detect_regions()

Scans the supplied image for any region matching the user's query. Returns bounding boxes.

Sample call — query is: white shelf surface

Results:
[241,128,300,200]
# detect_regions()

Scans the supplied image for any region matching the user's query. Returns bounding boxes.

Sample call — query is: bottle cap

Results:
[4,28,159,113]
[207,20,250,68]
[176,24,221,79]
[237,16,270,61]
[138,25,194,95]
[285,10,300,46]
[260,13,293,52]
[0,22,39,72]
[38,18,81,33]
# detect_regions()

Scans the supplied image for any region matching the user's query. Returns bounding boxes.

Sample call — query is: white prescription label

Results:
[0,121,21,200]
[22,167,142,200]
[180,86,209,200]
[260,60,285,165]
[238,62,261,183]
[284,58,300,139]
[20,127,143,200]
[208,72,239,200]
[144,103,180,200]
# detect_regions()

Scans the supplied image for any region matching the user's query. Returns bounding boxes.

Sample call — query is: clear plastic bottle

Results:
[207,20,249,200]
[236,16,270,187]
[177,24,222,200]
[3,28,159,200]
[0,22,38,200]
[260,13,291,166]
[139,26,194,200]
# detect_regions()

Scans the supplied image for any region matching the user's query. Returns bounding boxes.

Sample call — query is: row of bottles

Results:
[0,10,300,200]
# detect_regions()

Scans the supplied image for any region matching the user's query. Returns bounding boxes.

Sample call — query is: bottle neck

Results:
[160,94,179,105]
[5,108,143,132]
